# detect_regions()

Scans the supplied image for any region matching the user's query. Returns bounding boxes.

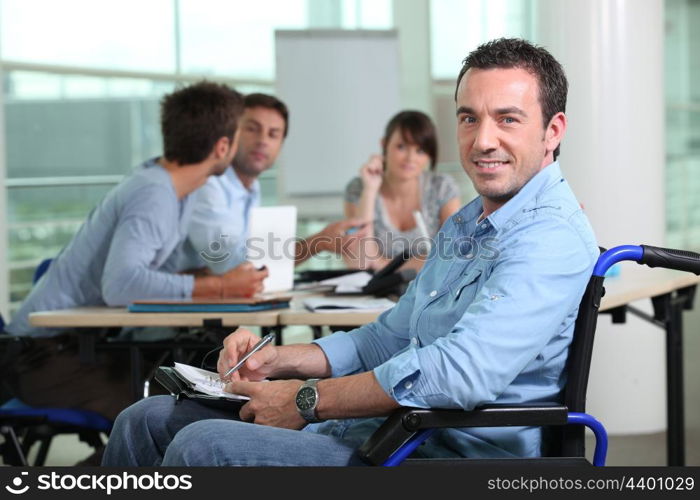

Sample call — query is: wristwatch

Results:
[295,378,322,423]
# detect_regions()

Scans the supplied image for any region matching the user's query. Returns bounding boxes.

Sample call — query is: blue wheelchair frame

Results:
[356,244,700,467]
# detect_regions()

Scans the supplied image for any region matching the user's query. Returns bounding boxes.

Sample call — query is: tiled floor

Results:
[586,430,700,466]
[25,435,97,466]
[11,425,700,467]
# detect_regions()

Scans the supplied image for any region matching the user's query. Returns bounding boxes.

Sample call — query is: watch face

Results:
[296,386,316,411]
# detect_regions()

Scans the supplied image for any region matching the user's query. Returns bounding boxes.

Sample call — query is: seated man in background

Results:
[175,93,363,277]
[5,81,265,422]
[104,38,599,466]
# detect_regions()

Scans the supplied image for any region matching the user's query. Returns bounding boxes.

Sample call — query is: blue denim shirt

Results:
[313,162,599,458]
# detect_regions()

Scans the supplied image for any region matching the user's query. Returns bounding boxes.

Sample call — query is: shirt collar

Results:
[450,161,564,233]
[227,166,261,197]
[486,161,563,231]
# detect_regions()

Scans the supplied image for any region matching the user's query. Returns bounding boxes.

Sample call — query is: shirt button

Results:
[411,337,418,345]
[455,216,463,223]
[429,290,437,297]
[465,253,474,259]
[481,223,488,229]
[404,381,413,390]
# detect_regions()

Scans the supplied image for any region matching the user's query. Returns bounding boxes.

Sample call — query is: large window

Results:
[0,0,176,73]
[430,0,533,80]
[178,0,308,79]
[665,0,700,250]
[0,0,392,312]
[3,72,170,305]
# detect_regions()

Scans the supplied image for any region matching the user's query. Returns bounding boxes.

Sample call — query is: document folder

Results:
[129,295,292,313]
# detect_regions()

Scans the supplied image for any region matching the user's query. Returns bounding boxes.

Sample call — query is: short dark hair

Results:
[455,38,568,159]
[161,81,244,165]
[383,110,438,170]
[244,93,290,138]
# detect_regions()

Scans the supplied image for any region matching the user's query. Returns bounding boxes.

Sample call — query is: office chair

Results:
[358,244,700,467]
[0,258,112,466]
[32,258,53,285]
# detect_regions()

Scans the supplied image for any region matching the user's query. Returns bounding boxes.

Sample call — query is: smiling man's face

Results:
[456,67,563,215]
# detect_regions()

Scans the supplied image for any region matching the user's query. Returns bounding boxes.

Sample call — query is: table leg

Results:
[665,296,685,467]
[263,326,283,346]
[78,333,96,364]
[628,284,696,467]
[130,345,144,401]
[650,289,694,467]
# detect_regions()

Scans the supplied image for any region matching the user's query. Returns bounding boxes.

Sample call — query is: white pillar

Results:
[535,0,667,434]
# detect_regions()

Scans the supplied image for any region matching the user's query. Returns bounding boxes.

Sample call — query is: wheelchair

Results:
[358,244,700,466]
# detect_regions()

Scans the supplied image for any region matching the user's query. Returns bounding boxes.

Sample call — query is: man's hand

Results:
[305,218,369,256]
[359,154,384,193]
[228,379,306,429]
[221,262,268,297]
[217,328,278,382]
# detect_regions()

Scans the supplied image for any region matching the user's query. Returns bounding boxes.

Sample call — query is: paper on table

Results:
[320,271,372,293]
[293,282,335,292]
[173,362,249,401]
[303,296,395,313]
[412,210,432,254]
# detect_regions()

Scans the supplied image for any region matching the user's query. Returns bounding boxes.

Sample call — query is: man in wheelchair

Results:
[103,38,599,466]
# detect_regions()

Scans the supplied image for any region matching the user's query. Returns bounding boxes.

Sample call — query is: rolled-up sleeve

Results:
[313,277,420,377]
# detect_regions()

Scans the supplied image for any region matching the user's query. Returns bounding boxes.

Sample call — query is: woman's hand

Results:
[360,155,384,193]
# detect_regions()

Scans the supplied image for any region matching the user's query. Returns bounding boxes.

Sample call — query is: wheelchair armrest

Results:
[357,403,569,466]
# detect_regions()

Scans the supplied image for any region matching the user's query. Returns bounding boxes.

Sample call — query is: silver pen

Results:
[220,332,276,381]
[413,210,432,253]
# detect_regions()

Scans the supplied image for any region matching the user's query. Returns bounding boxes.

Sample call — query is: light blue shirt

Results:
[171,166,260,274]
[6,159,195,338]
[313,162,599,458]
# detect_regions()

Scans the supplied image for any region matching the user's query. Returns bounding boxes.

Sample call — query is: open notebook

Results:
[154,362,250,409]
[129,294,292,313]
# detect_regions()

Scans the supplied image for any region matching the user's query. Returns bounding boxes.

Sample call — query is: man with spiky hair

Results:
[6,81,266,422]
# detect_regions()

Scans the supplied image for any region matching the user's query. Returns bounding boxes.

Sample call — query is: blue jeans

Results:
[102,396,366,466]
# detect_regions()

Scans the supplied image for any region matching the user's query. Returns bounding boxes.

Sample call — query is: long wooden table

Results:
[29,306,281,328]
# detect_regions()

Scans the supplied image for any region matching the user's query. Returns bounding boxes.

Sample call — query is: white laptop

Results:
[247,206,297,292]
